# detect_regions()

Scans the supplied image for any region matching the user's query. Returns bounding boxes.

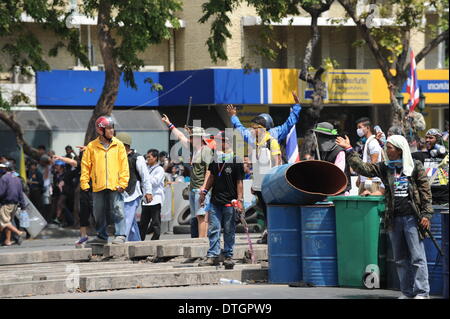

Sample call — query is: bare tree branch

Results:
[338,0,394,84]
[413,29,449,68]
[0,110,41,160]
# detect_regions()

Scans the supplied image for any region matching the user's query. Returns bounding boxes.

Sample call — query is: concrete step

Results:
[80,267,267,292]
[0,248,92,266]
[182,244,267,260]
[0,263,267,298]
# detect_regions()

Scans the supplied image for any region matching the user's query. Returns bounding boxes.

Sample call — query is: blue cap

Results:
[54,160,65,166]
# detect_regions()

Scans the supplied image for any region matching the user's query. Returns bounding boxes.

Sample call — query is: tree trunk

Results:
[0,110,41,160]
[84,0,121,145]
[298,11,326,159]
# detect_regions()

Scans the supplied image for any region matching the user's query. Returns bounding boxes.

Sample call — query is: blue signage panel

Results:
[213,69,261,105]
[401,79,449,93]
[158,69,215,106]
[36,70,159,107]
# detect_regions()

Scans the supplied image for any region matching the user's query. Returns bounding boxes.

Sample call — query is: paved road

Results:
[23,284,404,299]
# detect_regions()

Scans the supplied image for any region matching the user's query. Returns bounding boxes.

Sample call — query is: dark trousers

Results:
[79,189,93,227]
[29,188,43,216]
[140,204,161,241]
[255,191,267,225]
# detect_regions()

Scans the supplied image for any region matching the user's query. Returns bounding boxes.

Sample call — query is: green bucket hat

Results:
[313,122,338,136]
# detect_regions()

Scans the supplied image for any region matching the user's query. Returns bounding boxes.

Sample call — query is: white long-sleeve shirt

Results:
[124,155,152,203]
[142,164,165,206]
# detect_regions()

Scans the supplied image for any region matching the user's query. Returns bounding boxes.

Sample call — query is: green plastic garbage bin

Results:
[328,196,385,288]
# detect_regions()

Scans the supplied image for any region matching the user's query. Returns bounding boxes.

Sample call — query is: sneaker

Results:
[112,236,126,244]
[257,230,268,245]
[198,257,219,267]
[398,294,413,299]
[75,237,89,246]
[223,257,235,269]
[52,218,62,226]
[86,237,108,245]
[413,295,430,299]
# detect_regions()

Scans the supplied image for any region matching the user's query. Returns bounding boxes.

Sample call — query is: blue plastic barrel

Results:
[300,204,338,286]
[267,205,302,284]
[261,161,348,205]
[442,211,449,299]
[424,206,444,296]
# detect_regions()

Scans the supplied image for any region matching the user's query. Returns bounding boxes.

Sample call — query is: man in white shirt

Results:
[140,149,166,240]
[355,117,385,196]
[116,133,153,242]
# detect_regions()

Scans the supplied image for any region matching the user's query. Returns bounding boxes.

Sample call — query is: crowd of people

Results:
[0,97,448,299]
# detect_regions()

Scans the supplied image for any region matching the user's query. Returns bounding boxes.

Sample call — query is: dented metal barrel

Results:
[261,160,348,205]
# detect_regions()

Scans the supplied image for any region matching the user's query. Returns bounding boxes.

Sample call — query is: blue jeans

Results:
[92,190,127,240]
[124,197,142,242]
[389,215,430,297]
[207,203,235,258]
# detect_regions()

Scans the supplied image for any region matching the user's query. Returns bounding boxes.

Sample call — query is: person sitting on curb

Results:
[336,134,432,299]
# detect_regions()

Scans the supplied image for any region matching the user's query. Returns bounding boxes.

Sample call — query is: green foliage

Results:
[0,0,182,89]
[0,0,90,75]
[199,0,313,63]
[144,77,163,92]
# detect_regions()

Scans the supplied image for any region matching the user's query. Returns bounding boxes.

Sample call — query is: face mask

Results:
[357,128,365,137]
[387,159,403,169]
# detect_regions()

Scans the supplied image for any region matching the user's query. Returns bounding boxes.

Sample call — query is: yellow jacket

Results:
[80,136,129,192]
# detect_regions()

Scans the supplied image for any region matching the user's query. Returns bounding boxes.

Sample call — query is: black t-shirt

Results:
[208,156,244,206]
[393,167,413,217]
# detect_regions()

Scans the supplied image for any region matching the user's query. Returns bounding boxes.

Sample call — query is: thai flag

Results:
[286,125,300,163]
[406,50,420,112]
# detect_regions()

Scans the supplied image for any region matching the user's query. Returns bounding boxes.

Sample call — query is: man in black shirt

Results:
[412,128,448,205]
[199,131,244,268]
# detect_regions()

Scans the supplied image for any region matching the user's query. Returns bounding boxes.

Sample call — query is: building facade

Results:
[0,0,448,160]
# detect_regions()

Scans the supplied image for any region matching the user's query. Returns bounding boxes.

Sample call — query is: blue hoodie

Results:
[230,104,302,146]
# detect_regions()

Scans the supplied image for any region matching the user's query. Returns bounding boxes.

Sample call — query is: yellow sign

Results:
[271,68,448,105]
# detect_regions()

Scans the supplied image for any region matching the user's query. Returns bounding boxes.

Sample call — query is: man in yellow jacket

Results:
[80,115,129,245]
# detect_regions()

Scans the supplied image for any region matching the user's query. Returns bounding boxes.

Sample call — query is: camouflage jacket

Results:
[346,151,433,231]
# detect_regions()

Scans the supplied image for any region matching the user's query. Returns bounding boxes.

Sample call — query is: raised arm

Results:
[227,104,255,145]
[269,91,302,142]
[336,136,382,179]
[161,114,190,148]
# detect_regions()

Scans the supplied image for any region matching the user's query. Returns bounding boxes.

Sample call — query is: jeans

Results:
[389,215,430,297]
[92,190,126,240]
[207,203,235,258]
[124,197,142,242]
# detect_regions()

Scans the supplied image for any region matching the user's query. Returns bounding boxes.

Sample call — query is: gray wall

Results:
[50,131,169,156]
